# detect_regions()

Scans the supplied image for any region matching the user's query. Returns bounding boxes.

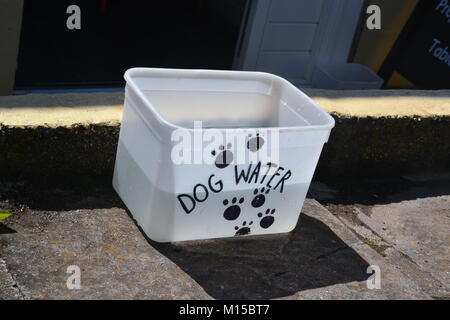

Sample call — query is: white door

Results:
[234,0,364,87]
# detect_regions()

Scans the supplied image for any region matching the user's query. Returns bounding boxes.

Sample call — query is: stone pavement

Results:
[1,183,446,300]
[324,197,449,298]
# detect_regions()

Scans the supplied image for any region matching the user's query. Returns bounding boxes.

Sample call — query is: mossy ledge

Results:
[315,114,450,180]
[0,115,448,184]
[0,124,120,184]
[0,90,449,184]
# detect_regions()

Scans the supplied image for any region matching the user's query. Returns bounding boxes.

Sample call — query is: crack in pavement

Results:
[326,203,449,297]
[310,246,349,263]
[0,257,27,300]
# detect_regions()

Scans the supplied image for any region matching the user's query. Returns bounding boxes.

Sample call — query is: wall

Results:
[0,0,24,95]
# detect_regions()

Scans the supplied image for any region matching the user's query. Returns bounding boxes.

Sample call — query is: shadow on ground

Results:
[149,213,370,299]
[0,180,124,211]
[0,224,16,235]
[309,172,450,205]
[2,174,448,212]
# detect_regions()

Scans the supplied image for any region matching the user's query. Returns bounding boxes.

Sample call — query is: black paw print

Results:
[212,143,233,169]
[251,187,270,208]
[234,220,253,236]
[223,197,244,221]
[258,208,276,229]
[247,133,265,152]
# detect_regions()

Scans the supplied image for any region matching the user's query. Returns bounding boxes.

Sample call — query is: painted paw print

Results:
[223,197,244,221]
[251,187,270,208]
[212,143,233,169]
[258,208,276,229]
[247,133,265,152]
[234,220,253,236]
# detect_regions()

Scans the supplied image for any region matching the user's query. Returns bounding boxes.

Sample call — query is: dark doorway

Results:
[15,0,248,89]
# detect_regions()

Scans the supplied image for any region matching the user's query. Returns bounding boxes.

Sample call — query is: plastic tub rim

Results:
[124,67,335,133]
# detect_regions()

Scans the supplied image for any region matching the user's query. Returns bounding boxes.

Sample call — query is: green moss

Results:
[0,212,12,220]
[362,238,389,256]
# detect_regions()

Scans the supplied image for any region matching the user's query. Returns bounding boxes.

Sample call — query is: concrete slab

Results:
[304,89,450,118]
[0,207,210,299]
[0,92,123,127]
[363,197,450,292]
[319,182,450,299]
[0,190,431,300]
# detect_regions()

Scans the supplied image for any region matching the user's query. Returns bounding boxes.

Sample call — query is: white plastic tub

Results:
[113,68,334,242]
[312,63,384,89]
